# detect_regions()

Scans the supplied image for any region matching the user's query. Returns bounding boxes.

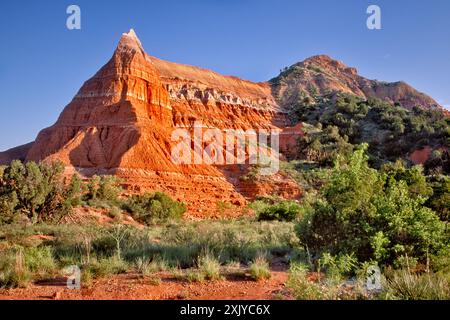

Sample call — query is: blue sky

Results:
[1,0,449,151]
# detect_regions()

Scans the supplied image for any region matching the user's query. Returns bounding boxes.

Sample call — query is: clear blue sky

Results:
[1,0,449,151]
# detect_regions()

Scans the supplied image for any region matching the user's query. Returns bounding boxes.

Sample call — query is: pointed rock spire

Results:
[117,28,145,55]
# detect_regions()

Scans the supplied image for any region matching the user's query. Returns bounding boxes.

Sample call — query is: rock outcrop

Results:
[271,54,442,110]
[0,142,33,164]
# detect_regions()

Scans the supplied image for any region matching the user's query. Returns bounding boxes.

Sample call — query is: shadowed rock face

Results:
[0,142,33,164]
[1,32,444,214]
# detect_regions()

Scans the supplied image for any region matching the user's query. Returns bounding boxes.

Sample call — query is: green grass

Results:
[0,249,31,288]
[0,219,297,288]
[249,256,271,281]
[2,219,448,300]
[185,270,205,283]
[88,256,128,278]
[198,252,221,280]
[383,270,450,300]
[135,256,169,277]
[286,262,368,300]
[23,246,58,278]
[286,263,328,300]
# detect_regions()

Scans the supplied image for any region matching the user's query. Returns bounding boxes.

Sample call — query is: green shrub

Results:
[0,160,68,224]
[248,199,271,214]
[297,144,447,265]
[427,176,450,222]
[23,246,57,277]
[0,161,97,224]
[123,192,186,225]
[0,192,19,224]
[319,253,358,283]
[258,201,301,222]
[286,263,328,299]
[85,175,122,206]
[64,174,85,207]
[88,256,128,278]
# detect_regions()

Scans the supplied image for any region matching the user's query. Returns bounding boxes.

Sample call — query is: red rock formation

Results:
[9,29,300,215]
[271,54,442,110]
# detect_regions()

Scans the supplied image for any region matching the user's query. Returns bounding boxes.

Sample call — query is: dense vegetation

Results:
[297,144,448,265]
[292,93,450,173]
[0,160,187,226]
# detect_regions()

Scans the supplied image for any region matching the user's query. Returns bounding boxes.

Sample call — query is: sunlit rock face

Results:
[15,30,300,216]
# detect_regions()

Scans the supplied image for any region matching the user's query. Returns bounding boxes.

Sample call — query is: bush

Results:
[258,201,301,222]
[0,160,68,224]
[88,256,128,278]
[427,176,450,222]
[198,253,221,280]
[123,192,186,225]
[319,253,358,283]
[0,192,19,224]
[23,246,57,277]
[249,256,271,280]
[85,175,122,206]
[297,145,447,265]
[0,161,95,224]
[287,263,328,300]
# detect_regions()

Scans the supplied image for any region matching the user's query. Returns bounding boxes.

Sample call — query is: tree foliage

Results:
[123,192,186,225]
[297,144,448,264]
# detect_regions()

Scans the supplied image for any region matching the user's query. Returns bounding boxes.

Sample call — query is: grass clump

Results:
[249,256,271,280]
[0,249,31,288]
[198,253,221,280]
[383,269,450,300]
[88,256,128,278]
[185,270,205,283]
[135,256,169,277]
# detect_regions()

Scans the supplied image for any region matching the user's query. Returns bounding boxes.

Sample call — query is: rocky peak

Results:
[272,55,440,110]
[116,28,146,56]
[300,55,358,76]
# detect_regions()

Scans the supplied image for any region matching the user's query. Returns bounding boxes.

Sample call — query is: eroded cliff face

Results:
[19,30,301,215]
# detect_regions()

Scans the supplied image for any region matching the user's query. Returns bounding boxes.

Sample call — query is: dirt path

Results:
[0,271,292,300]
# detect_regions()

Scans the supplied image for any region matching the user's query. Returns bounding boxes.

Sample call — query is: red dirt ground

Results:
[0,270,292,300]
